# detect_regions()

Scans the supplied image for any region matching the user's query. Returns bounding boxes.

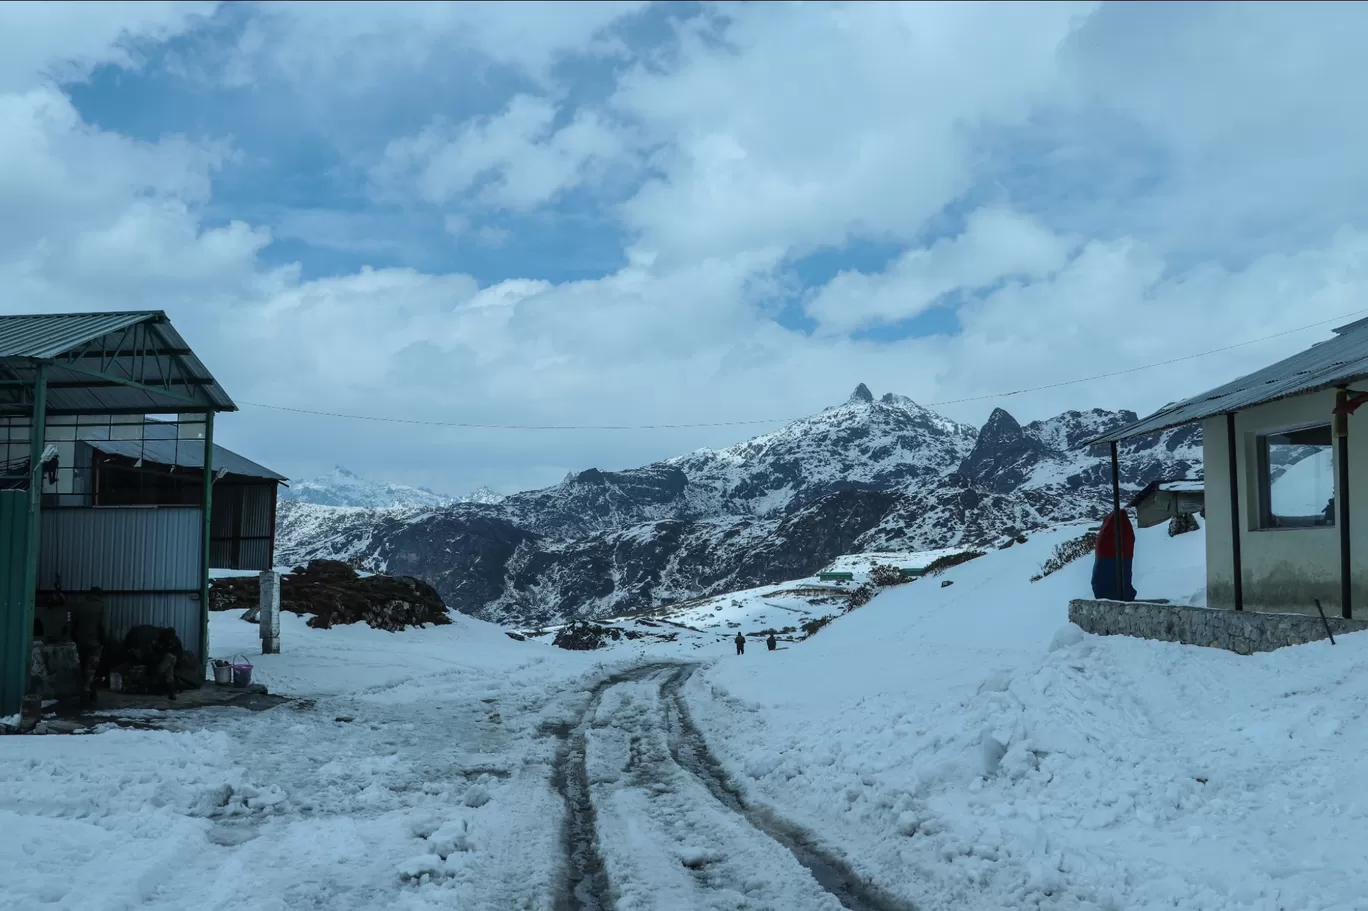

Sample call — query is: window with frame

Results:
[1257,424,1336,529]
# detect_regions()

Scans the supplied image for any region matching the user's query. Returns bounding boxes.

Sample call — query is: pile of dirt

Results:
[209,560,451,632]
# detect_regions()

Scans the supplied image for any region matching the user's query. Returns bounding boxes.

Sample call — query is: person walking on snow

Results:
[734,632,745,655]
[766,634,777,651]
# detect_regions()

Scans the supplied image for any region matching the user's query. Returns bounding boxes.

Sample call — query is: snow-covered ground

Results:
[688,519,1368,909]
[0,613,627,909]
[6,516,1368,909]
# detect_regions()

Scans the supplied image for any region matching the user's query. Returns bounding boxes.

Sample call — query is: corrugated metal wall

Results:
[0,491,29,716]
[100,593,201,658]
[38,507,202,655]
[209,483,275,571]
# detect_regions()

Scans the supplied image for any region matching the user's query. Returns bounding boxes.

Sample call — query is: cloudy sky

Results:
[5,1,1368,495]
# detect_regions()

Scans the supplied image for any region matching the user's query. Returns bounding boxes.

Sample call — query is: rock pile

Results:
[210,560,451,632]
[552,620,623,650]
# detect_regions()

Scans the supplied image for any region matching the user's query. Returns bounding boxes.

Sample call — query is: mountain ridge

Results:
[279,465,504,510]
[277,387,1200,627]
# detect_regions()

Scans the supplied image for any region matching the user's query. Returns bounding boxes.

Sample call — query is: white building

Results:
[1090,317,1368,618]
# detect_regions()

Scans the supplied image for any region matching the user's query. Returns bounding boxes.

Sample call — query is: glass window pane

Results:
[1263,425,1335,528]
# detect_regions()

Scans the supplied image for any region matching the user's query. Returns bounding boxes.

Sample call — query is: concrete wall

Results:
[1070,598,1368,655]
[1202,389,1368,616]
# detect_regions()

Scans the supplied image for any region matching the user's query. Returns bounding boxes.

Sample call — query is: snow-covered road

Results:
[3,643,907,911]
[553,662,911,911]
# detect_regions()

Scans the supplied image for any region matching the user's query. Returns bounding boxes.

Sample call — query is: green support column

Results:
[199,411,214,665]
[19,364,47,710]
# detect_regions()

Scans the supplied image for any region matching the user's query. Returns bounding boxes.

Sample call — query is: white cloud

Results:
[14,1,1368,497]
[376,94,632,212]
[227,1,650,89]
[608,1,1094,264]
[0,5,266,359]
[0,1,217,92]
[806,208,1076,335]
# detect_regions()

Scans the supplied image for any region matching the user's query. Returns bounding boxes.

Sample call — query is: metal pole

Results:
[1226,412,1244,612]
[1336,388,1352,619]
[20,364,47,707]
[1110,441,1124,600]
[199,412,215,664]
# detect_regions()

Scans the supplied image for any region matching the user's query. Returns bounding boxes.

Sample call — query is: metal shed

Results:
[79,435,286,570]
[1128,479,1205,529]
[0,311,240,715]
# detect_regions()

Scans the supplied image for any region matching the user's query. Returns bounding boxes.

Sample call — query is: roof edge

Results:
[1081,371,1368,448]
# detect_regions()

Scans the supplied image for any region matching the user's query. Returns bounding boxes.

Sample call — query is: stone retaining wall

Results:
[1068,598,1368,655]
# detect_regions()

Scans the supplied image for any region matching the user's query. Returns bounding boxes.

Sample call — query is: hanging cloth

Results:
[1091,509,1137,601]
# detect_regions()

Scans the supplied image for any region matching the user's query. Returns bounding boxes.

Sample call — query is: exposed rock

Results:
[1169,513,1200,536]
[551,620,621,651]
[209,560,450,632]
[848,382,875,404]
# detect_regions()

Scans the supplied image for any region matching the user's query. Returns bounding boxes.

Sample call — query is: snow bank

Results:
[686,519,1368,909]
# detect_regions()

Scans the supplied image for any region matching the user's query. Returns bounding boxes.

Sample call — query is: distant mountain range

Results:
[278,465,503,510]
[277,385,1200,628]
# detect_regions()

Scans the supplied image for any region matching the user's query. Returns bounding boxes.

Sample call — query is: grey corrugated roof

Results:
[1087,319,1368,445]
[85,439,286,482]
[0,311,236,415]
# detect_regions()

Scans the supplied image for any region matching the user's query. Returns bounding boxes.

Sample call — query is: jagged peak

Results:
[980,407,1025,436]
[848,383,875,404]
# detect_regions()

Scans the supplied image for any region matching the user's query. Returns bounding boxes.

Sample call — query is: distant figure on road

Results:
[734,632,745,655]
[766,634,776,651]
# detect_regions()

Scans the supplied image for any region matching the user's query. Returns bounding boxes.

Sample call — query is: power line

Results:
[238,307,1368,431]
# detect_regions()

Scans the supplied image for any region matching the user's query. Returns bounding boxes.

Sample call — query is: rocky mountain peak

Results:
[847,383,875,404]
[958,407,1049,494]
[978,407,1027,444]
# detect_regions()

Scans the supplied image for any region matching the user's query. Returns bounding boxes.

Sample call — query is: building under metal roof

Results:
[1087,317,1368,446]
[0,311,236,416]
[85,439,286,482]
[0,311,242,717]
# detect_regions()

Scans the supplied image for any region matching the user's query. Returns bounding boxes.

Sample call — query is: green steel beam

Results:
[199,411,214,664]
[17,366,46,714]
[49,361,211,409]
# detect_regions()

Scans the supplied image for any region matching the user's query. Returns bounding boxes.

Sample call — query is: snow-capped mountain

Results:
[277,387,1201,627]
[460,485,505,505]
[279,466,457,509]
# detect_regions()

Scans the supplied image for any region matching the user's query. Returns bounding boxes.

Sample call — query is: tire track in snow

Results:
[552,664,668,911]
[663,666,915,911]
[555,662,913,911]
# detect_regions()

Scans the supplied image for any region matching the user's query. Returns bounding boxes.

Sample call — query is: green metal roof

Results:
[0,312,157,359]
[0,311,236,415]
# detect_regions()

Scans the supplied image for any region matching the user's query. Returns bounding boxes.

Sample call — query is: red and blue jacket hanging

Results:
[1091,509,1137,601]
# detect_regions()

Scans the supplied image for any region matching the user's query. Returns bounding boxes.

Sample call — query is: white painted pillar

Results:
[259,571,281,655]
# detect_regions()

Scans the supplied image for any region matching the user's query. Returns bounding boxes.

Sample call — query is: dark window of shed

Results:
[1257,424,1335,529]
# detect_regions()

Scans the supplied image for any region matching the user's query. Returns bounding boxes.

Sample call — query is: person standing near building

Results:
[70,586,106,707]
[734,631,745,655]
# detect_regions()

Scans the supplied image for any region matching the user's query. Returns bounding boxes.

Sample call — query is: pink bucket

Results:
[230,654,254,688]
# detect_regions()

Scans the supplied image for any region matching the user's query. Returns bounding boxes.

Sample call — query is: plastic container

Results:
[230,654,253,688]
